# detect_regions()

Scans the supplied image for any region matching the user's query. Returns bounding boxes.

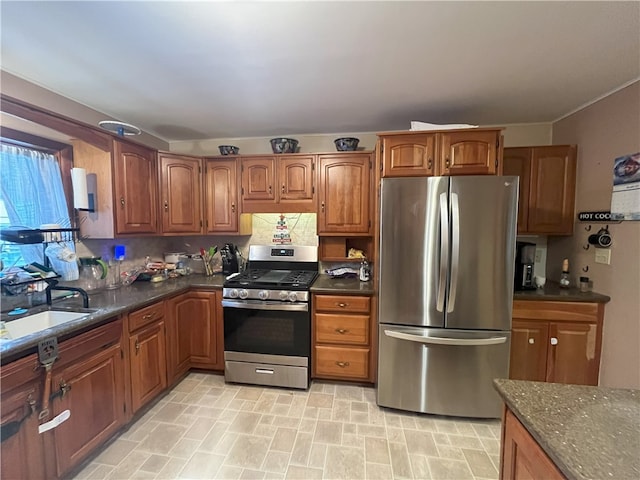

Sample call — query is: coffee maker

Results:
[221,243,240,275]
[514,241,536,290]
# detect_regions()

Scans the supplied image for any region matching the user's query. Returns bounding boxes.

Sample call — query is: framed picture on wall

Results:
[611,152,640,220]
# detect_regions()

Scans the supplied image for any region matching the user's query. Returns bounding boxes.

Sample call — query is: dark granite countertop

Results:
[514,282,610,303]
[494,379,639,480]
[310,274,375,295]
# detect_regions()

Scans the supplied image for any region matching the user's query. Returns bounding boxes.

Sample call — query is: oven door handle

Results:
[222,299,309,312]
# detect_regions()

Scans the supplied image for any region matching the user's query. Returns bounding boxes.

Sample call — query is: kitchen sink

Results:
[1,310,92,341]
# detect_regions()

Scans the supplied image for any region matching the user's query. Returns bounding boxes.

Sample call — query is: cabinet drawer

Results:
[315,313,369,345]
[56,319,122,369]
[314,345,369,379]
[129,302,164,332]
[315,295,370,314]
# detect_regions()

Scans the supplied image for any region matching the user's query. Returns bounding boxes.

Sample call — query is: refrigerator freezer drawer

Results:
[377,325,511,418]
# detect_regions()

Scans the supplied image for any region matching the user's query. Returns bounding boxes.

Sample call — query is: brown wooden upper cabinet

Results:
[204,157,251,235]
[379,128,502,177]
[158,153,203,235]
[503,145,577,235]
[317,153,372,235]
[241,154,316,213]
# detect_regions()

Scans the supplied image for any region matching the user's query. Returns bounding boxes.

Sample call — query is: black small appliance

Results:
[514,241,536,290]
[221,243,240,275]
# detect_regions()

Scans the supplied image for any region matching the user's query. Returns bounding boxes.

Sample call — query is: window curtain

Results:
[0,144,75,267]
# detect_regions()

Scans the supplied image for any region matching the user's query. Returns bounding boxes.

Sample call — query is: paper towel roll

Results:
[71,167,89,210]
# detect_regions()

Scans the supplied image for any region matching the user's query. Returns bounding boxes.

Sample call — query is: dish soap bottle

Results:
[559,258,571,289]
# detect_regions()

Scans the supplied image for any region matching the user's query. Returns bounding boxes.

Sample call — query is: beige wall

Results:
[548,81,640,388]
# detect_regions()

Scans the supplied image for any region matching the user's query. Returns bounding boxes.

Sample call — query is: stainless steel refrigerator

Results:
[377,175,518,418]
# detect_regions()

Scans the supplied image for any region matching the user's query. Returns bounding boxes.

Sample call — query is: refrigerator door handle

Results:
[437,192,449,312]
[384,329,507,346]
[447,192,460,313]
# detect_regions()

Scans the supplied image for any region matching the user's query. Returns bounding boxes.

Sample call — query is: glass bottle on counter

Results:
[359,258,370,282]
[559,258,571,289]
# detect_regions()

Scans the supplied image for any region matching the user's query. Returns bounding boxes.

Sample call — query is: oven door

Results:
[222,299,310,358]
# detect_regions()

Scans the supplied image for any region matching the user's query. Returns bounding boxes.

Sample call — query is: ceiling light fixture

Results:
[98,120,141,136]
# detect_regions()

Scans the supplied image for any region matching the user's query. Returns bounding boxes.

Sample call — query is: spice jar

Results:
[579,276,591,293]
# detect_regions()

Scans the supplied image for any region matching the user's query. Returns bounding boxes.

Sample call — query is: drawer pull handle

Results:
[528,338,535,344]
[59,381,71,398]
[337,303,348,308]
[335,328,348,334]
[256,368,274,375]
[336,361,350,368]
[142,313,155,320]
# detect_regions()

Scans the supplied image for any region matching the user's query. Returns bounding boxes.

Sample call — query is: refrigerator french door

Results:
[377,176,518,418]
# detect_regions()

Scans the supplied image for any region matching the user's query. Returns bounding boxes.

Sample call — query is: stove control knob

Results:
[239,289,249,300]
[288,291,298,302]
[279,291,289,301]
[258,290,269,300]
[228,289,239,299]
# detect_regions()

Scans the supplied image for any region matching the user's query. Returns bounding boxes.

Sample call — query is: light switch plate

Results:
[535,249,542,263]
[595,248,611,265]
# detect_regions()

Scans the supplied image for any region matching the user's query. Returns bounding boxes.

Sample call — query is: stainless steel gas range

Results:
[222,245,318,389]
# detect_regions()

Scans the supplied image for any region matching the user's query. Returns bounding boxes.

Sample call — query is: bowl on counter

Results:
[334,137,360,151]
[218,145,239,155]
[270,138,299,154]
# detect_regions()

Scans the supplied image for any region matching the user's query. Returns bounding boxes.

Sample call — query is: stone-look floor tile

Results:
[357,424,386,438]
[254,423,278,438]
[335,384,364,402]
[153,458,187,479]
[426,457,473,480]
[404,429,438,456]
[289,432,313,465]
[415,416,437,432]
[254,393,279,413]
[183,417,216,440]
[241,400,258,412]
[331,399,351,422]
[298,418,316,433]
[215,465,243,479]
[365,436,391,464]
[107,451,150,480]
[129,469,156,479]
[308,442,327,468]
[138,454,169,474]
[272,415,300,428]
[260,414,275,425]
[363,387,376,403]
[236,386,265,401]
[226,435,272,470]
[303,407,319,419]
[387,426,406,443]
[490,454,501,472]
[217,432,241,456]
[318,408,333,420]
[229,411,262,434]
[306,392,334,408]
[284,465,323,480]
[179,452,225,479]
[325,445,366,480]
[462,448,498,478]
[313,420,342,444]
[120,420,159,442]
[481,437,500,455]
[473,423,496,438]
[389,442,413,479]
[384,413,403,428]
[168,438,200,459]
[271,427,298,452]
[94,438,139,466]
[271,404,292,416]
[151,402,187,422]
[432,432,450,446]
[401,416,418,429]
[263,450,290,474]
[434,419,459,434]
[276,393,294,405]
[366,462,394,480]
[264,474,285,480]
[198,421,230,452]
[447,434,484,450]
[454,422,477,437]
[322,383,336,395]
[410,454,431,479]
[342,433,365,448]
[309,383,324,392]
[74,463,113,480]
[137,423,188,455]
[436,444,466,461]
[343,422,357,435]
[351,411,369,424]
[240,469,266,479]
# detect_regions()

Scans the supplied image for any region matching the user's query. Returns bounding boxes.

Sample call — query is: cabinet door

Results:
[278,155,315,212]
[528,146,577,235]
[242,157,276,206]
[439,130,499,175]
[51,343,125,477]
[318,154,371,234]
[503,148,532,234]
[159,154,202,234]
[113,140,158,234]
[204,158,240,233]
[509,320,548,382]
[1,355,46,480]
[547,321,598,385]
[129,321,167,413]
[381,134,436,177]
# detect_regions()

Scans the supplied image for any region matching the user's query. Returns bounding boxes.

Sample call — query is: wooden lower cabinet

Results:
[501,408,565,479]
[50,320,126,478]
[312,294,373,382]
[0,354,46,480]
[129,321,167,414]
[166,290,222,385]
[509,301,604,385]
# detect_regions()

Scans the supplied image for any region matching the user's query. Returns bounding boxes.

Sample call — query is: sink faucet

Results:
[44,279,90,309]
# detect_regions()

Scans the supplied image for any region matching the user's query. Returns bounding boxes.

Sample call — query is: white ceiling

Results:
[1,1,639,143]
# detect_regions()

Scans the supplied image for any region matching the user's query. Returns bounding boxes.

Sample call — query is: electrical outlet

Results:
[535,249,542,263]
[595,248,611,265]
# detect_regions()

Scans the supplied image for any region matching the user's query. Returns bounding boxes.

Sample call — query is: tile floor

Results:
[72,373,502,480]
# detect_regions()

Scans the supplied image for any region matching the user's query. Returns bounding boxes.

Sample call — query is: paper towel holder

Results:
[71,167,96,212]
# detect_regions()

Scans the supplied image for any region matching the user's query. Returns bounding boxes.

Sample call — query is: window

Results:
[0,143,73,270]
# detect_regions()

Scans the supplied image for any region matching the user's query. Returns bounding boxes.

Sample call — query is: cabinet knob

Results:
[337,302,347,308]
[231,203,236,213]
[428,158,433,170]
[268,185,272,194]
[164,201,169,212]
[445,158,450,168]
[135,339,140,353]
[281,184,285,194]
[59,380,71,398]
[335,361,350,368]
[528,338,535,344]
[335,328,348,334]
[120,197,125,207]
[550,337,558,346]
[321,202,325,213]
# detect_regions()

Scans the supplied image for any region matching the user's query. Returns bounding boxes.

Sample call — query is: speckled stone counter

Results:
[514,282,610,303]
[310,274,374,295]
[0,274,225,362]
[494,378,639,480]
